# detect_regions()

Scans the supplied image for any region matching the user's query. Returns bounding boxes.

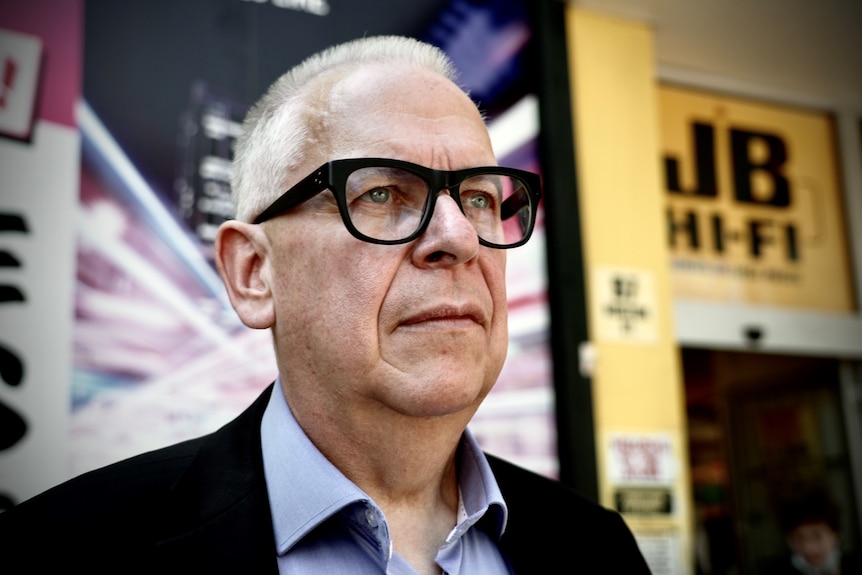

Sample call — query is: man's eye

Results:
[466,193,493,209]
[364,187,392,203]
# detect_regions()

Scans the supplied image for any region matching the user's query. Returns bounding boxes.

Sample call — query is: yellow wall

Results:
[565,6,694,572]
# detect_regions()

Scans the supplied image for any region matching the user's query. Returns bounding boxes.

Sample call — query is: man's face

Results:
[264,63,508,421]
[787,521,839,567]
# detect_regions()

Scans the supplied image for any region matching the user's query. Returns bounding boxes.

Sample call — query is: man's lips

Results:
[399,305,486,328]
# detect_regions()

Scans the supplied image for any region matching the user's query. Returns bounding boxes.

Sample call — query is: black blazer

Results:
[0,385,651,574]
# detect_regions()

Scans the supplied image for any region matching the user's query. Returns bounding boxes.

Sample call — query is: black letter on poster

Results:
[730,128,791,207]
[0,212,29,451]
[664,122,718,198]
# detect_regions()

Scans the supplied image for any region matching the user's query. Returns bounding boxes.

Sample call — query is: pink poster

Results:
[0,0,83,505]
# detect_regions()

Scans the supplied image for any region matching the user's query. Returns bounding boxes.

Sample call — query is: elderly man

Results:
[0,36,650,574]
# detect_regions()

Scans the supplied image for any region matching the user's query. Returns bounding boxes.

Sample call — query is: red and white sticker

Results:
[0,28,42,140]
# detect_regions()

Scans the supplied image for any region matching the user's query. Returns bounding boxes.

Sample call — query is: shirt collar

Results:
[453,427,508,540]
[261,379,509,554]
[261,380,370,553]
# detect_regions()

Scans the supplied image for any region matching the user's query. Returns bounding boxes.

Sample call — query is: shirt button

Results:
[365,508,378,527]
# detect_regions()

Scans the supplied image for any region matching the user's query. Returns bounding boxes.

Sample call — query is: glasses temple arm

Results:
[253,169,328,224]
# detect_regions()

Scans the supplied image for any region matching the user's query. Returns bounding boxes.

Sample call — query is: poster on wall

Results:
[660,84,856,313]
[70,0,557,483]
[606,432,682,574]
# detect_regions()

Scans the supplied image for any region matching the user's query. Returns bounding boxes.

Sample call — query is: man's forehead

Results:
[290,61,493,176]
[330,62,472,113]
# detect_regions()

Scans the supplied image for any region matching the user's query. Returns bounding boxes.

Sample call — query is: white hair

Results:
[230,36,460,223]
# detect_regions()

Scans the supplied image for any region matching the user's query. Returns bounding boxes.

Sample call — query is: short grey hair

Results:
[230,35,460,223]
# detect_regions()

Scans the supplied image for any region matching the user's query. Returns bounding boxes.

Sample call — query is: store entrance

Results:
[684,349,861,575]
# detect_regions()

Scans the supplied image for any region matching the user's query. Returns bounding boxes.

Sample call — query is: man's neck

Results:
[285,386,473,574]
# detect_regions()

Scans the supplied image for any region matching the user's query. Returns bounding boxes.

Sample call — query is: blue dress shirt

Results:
[261,381,513,574]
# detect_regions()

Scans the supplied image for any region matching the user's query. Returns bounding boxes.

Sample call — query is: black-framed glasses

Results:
[253,158,542,249]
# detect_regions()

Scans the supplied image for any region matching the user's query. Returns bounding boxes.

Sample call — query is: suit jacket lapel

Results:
[155,385,279,574]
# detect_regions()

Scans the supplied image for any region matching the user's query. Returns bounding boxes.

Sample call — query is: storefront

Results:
[556,4,862,573]
[662,78,861,573]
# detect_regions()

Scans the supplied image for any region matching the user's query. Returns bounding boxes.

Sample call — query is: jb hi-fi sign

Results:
[659,85,855,312]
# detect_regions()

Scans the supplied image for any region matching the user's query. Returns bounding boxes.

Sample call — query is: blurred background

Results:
[1,1,860,574]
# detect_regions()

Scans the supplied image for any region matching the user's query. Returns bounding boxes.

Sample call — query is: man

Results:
[766,488,860,575]
[0,36,650,573]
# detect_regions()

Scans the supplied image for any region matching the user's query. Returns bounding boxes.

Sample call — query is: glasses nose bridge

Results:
[427,168,467,206]
[417,172,470,238]
[428,180,467,221]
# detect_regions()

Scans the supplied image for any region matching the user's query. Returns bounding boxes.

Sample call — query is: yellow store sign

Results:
[659,85,856,312]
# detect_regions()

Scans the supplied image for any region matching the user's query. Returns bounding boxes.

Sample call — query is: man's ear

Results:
[215,220,276,329]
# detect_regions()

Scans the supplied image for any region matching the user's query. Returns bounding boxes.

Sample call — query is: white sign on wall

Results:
[608,432,676,486]
[593,266,659,343]
[606,432,678,518]
[0,21,79,506]
[635,531,683,575]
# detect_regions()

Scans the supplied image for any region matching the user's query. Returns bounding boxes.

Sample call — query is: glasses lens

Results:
[460,173,534,247]
[345,166,429,241]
